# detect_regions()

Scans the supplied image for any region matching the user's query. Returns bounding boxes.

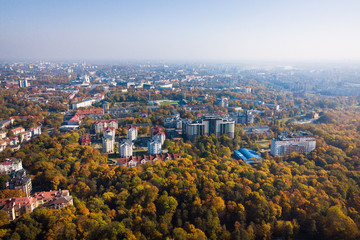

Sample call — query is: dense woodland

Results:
[0,105,360,239]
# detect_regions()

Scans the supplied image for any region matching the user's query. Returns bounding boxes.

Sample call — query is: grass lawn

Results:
[160,101,178,105]
[256,140,270,149]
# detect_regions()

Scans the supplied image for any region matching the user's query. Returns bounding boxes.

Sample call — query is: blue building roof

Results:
[234,148,262,164]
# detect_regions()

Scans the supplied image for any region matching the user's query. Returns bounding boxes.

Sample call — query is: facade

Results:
[148,139,162,155]
[127,126,138,141]
[183,115,235,139]
[119,140,134,158]
[0,158,23,175]
[270,132,316,157]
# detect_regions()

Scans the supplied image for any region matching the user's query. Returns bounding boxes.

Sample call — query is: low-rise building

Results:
[29,126,42,136]
[117,153,181,167]
[94,119,118,134]
[11,127,25,135]
[234,148,262,164]
[0,190,73,221]
[81,134,91,146]
[270,132,316,157]
[19,131,32,143]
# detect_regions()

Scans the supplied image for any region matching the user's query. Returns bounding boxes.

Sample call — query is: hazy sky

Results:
[1,0,360,62]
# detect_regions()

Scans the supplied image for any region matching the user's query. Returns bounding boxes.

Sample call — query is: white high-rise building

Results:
[148,139,162,155]
[119,140,134,158]
[127,126,138,141]
[102,128,116,153]
[102,136,114,153]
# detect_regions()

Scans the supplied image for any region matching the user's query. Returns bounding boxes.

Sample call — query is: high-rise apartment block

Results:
[183,115,235,139]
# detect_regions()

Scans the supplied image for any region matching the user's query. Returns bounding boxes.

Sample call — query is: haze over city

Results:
[1,0,360,62]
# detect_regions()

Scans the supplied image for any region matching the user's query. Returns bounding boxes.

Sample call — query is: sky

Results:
[1,0,360,62]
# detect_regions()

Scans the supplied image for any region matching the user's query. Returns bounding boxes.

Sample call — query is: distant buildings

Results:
[183,115,235,139]
[19,79,29,88]
[270,132,316,156]
[81,134,91,146]
[117,153,181,168]
[241,125,271,135]
[72,99,96,109]
[231,110,254,125]
[103,101,110,113]
[164,116,183,130]
[217,97,229,108]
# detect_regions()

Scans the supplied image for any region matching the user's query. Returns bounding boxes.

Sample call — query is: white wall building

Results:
[148,139,162,155]
[102,137,114,153]
[127,126,138,141]
[72,99,96,109]
[119,140,134,158]
[0,159,23,175]
[270,133,316,157]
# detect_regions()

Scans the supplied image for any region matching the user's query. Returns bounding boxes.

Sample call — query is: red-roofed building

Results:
[117,153,181,168]
[93,119,118,134]
[81,134,91,146]
[11,127,25,135]
[151,126,166,144]
[76,108,104,116]
[0,197,36,221]
[0,189,73,221]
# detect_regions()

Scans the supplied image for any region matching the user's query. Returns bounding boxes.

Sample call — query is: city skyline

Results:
[1,0,360,62]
